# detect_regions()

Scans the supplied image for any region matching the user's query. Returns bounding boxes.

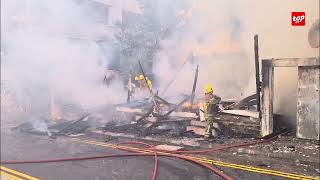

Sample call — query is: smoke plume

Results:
[1,0,319,126]
[1,0,126,123]
[151,0,319,101]
[151,0,319,123]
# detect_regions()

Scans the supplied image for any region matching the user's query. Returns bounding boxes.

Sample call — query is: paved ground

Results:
[0,128,296,180]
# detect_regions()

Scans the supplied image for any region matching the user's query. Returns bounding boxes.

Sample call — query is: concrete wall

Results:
[260,58,319,138]
[297,66,320,140]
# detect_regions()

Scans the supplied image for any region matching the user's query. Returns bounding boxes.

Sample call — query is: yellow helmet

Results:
[139,75,144,80]
[205,84,214,94]
[134,76,139,81]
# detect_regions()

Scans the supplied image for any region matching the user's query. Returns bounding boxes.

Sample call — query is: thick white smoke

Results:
[1,0,126,122]
[152,0,319,102]
[150,0,319,125]
[1,0,319,126]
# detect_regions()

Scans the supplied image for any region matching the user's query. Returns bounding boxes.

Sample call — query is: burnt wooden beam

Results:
[116,106,198,118]
[163,96,191,117]
[127,70,132,104]
[190,64,199,106]
[116,107,143,113]
[233,94,256,109]
[55,114,91,136]
[254,35,262,120]
[221,110,259,118]
[136,105,155,122]
[169,111,198,118]
[155,95,171,106]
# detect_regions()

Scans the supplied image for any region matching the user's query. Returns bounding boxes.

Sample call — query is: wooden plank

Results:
[160,118,193,122]
[220,121,260,129]
[169,111,198,118]
[261,61,274,136]
[221,110,259,118]
[191,118,259,128]
[262,57,319,67]
[135,115,142,121]
[186,126,205,136]
[116,107,143,113]
[297,66,320,140]
[223,99,239,103]
[117,107,198,118]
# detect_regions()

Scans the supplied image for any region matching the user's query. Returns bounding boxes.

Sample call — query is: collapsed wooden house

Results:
[116,34,320,140]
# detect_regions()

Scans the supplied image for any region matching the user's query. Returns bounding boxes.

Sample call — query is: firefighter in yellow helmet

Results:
[203,84,221,138]
[137,74,152,90]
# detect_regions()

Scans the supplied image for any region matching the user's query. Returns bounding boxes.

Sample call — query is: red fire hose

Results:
[152,152,158,180]
[116,141,158,180]
[1,152,233,180]
[1,132,286,180]
[115,141,233,180]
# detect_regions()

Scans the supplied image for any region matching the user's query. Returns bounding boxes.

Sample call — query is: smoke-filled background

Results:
[1,0,319,127]
[152,0,319,97]
[1,0,128,126]
[150,0,319,127]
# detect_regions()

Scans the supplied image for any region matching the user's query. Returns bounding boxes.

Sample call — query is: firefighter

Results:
[134,75,140,84]
[137,74,152,90]
[203,84,221,138]
[146,77,152,90]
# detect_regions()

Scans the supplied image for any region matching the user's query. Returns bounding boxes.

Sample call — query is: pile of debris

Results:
[111,60,261,139]
[13,114,92,137]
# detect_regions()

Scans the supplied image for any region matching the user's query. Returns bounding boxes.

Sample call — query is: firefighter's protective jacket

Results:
[203,94,221,118]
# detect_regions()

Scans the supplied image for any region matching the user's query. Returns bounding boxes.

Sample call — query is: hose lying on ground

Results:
[1,131,287,180]
[117,141,158,180]
[1,152,233,180]
[115,141,233,180]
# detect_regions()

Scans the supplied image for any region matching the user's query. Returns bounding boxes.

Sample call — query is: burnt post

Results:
[190,64,199,106]
[254,35,261,119]
[127,70,132,104]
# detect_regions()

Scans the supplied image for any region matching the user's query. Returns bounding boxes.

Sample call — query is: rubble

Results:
[12,114,92,136]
